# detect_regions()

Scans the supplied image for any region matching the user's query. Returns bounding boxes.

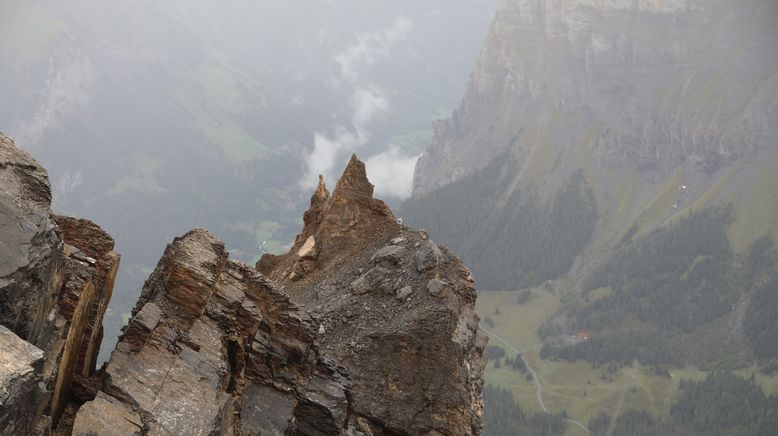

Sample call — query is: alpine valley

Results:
[402,0,778,434]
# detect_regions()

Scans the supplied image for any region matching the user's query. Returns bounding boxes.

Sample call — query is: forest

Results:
[483,385,567,436]
[589,372,778,436]
[542,206,778,368]
[402,157,597,290]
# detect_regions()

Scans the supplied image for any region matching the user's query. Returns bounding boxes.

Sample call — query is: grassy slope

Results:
[167,58,271,164]
[728,149,778,252]
[474,127,778,431]
[477,289,778,435]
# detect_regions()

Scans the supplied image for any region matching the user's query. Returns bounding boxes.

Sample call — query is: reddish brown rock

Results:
[259,155,399,284]
[2,141,485,435]
[258,156,487,435]
[77,229,355,435]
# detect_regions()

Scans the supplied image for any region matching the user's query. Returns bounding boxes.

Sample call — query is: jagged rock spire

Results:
[257,155,397,282]
[331,154,375,202]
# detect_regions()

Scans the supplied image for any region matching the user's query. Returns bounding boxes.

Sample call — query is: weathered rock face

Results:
[259,157,487,435]
[2,137,484,435]
[73,156,485,435]
[0,133,120,433]
[77,229,355,435]
[0,325,47,435]
[0,133,63,347]
[47,215,120,427]
[258,155,399,283]
[413,0,778,197]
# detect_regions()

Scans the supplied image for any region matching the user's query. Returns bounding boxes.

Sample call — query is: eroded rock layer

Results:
[74,156,486,435]
[0,133,120,434]
[1,134,485,435]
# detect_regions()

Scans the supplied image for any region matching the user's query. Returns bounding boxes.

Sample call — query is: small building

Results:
[576,331,591,341]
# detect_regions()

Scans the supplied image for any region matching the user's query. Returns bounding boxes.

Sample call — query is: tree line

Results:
[402,156,597,290]
[589,372,778,436]
[483,385,566,436]
[542,206,778,367]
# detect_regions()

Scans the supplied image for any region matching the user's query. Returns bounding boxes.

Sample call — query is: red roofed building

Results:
[576,331,591,341]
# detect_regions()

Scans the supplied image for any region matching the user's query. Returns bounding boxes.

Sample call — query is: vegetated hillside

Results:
[406,0,778,430]
[405,0,778,368]
[541,206,778,369]
[589,372,778,436]
[483,385,566,436]
[402,155,597,290]
[410,0,778,278]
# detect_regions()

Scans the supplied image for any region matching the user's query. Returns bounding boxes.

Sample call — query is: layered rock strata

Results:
[72,156,486,435]
[0,133,120,433]
[1,134,485,435]
[413,0,778,197]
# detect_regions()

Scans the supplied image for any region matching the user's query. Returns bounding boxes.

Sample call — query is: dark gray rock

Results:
[426,279,448,297]
[350,267,393,295]
[0,133,63,347]
[1,134,122,434]
[415,240,442,272]
[0,325,47,436]
[371,245,407,267]
[396,285,413,300]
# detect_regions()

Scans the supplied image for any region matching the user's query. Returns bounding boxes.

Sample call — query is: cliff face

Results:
[414,0,778,198]
[408,0,778,289]
[0,132,120,434]
[72,156,485,435]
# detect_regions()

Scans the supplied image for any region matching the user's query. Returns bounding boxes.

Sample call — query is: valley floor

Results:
[476,289,778,436]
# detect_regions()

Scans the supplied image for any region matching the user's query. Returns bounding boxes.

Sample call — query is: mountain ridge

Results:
[0,134,487,435]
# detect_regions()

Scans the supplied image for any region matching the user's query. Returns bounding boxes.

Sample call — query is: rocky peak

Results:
[331,154,377,204]
[1,140,486,435]
[77,155,484,435]
[259,155,398,283]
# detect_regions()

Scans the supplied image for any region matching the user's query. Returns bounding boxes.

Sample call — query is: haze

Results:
[0,0,497,360]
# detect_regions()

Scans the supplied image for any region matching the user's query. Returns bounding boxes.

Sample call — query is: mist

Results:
[4,1,777,434]
[0,0,498,361]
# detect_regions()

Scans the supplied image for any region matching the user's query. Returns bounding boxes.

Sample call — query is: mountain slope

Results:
[408,0,778,260]
[405,0,778,303]
[403,0,778,429]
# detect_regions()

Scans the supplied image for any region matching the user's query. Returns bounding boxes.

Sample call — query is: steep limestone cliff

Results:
[416,0,778,193]
[409,0,778,282]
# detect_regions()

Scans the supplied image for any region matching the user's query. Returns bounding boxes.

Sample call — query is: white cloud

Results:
[300,17,415,192]
[365,146,420,199]
[334,17,414,82]
[351,86,389,131]
[300,128,360,190]
[300,86,389,189]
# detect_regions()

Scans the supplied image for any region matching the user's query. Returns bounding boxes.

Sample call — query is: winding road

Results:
[480,326,590,434]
